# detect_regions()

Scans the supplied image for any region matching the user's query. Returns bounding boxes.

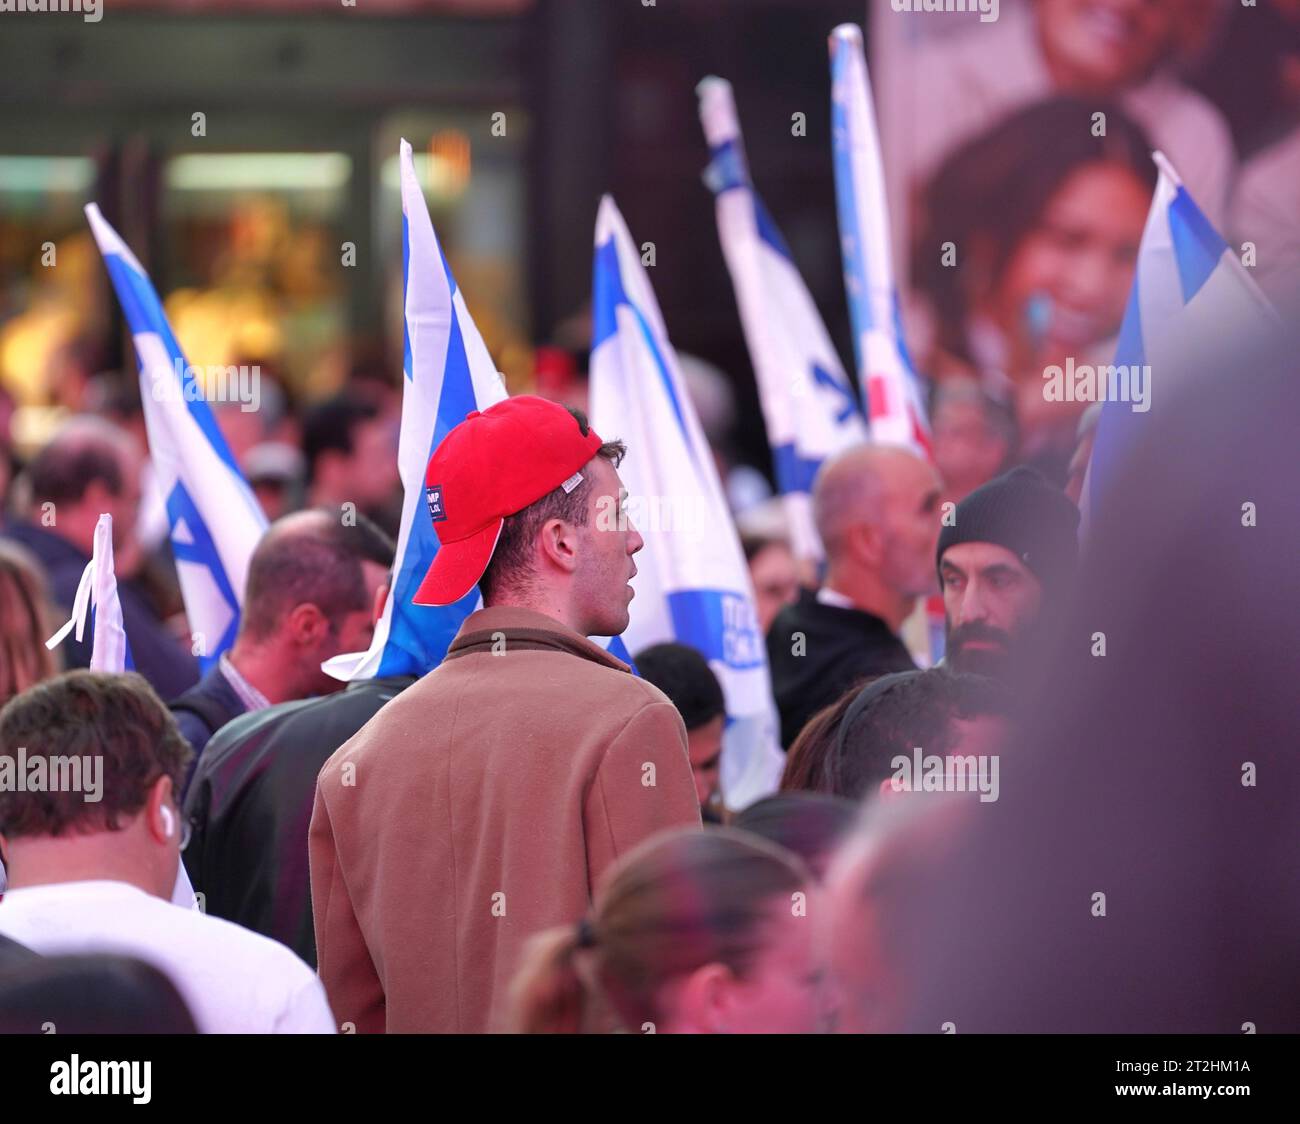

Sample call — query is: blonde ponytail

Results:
[508,924,590,1033]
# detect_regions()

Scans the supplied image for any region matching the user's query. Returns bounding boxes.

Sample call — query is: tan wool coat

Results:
[309,606,701,1033]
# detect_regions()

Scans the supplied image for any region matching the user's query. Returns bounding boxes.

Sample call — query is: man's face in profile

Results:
[574,456,643,638]
[686,714,724,810]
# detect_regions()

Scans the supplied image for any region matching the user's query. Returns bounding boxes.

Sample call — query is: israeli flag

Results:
[829,23,932,458]
[85,205,267,673]
[325,140,508,682]
[46,513,134,673]
[588,196,785,809]
[698,76,867,562]
[1085,152,1282,520]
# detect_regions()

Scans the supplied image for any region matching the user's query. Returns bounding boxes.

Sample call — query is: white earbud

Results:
[160,806,175,839]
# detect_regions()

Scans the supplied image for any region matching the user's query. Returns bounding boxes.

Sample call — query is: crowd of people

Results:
[0,336,1290,1035]
[0,352,1086,1034]
[0,0,1296,1037]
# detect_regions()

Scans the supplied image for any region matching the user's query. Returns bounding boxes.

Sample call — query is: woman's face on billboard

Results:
[988,160,1150,369]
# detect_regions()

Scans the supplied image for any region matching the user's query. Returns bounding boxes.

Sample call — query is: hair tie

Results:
[575,916,597,949]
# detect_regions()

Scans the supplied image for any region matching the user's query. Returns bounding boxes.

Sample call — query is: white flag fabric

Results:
[698,76,867,562]
[1085,151,1283,525]
[829,23,932,458]
[588,196,785,810]
[42,513,196,909]
[46,513,133,674]
[324,139,508,682]
[85,204,267,672]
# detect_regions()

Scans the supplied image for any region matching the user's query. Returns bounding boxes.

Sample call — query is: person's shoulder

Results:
[315,683,418,785]
[507,640,677,724]
[769,589,814,629]
[165,901,318,981]
[1,526,83,591]
[1128,75,1232,146]
[170,662,232,707]
[169,705,210,750]
[203,695,317,758]
[0,522,56,555]
[848,637,917,679]
[607,669,679,714]
[1238,129,1300,192]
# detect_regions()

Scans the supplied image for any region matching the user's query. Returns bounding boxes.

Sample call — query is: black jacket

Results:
[1,521,198,700]
[182,675,414,968]
[0,932,40,977]
[170,663,250,794]
[766,587,917,749]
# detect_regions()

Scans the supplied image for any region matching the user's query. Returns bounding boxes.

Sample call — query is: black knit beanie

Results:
[936,467,1080,593]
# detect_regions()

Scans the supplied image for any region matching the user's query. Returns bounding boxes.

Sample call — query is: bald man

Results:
[766,445,942,749]
[169,506,393,786]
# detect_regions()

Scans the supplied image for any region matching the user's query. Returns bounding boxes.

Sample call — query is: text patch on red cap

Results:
[426,484,447,522]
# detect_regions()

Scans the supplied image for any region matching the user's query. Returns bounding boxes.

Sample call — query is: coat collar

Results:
[446,605,631,673]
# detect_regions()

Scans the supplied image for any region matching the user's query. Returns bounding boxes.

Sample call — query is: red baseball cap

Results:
[412,395,606,606]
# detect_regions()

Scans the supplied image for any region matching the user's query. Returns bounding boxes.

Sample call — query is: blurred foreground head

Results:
[21,414,142,558]
[509,827,825,1034]
[732,792,858,880]
[843,330,1300,1031]
[782,669,1011,802]
[0,953,197,1034]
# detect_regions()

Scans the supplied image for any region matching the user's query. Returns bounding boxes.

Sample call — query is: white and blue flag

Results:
[325,139,508,682]
[698,75,867,562]
[85,204,267,673]
[588,196,785,809]
[829,23,931,458]
[46,512,133,674]
[1085,152,1282,522]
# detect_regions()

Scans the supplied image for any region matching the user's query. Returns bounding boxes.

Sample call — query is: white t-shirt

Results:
[0,880,336,1034]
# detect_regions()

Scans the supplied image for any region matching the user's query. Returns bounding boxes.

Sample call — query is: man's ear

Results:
[371,583,390,627]
[285,602,331,646]
[145,774,174,846]
[850,521,884,569]
[537,517,579,575]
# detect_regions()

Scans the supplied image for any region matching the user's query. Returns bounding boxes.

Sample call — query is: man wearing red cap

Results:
[309,396,701,1033]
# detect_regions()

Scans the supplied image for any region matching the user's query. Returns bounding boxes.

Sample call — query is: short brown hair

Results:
[240,506,395,642]
[0,671,192,839]
[479,407,626,604]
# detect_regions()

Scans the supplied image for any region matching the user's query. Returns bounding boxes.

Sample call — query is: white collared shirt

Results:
[219,652,270,713]
[816,586,856,611]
